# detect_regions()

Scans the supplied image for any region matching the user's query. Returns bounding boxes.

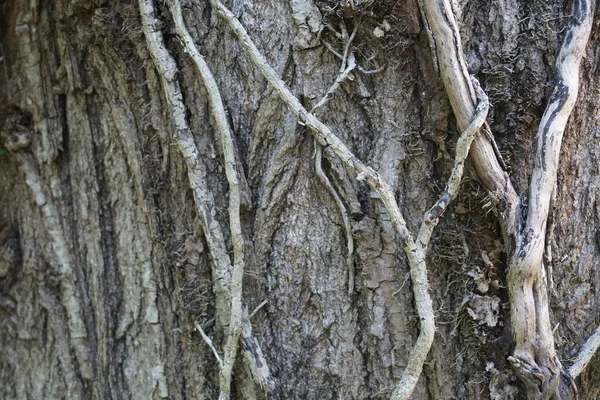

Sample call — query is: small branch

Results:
[569,325,600,378]
[315,143,355,295]
[312,21,358,114]
[416,77,489,248]
[311,55,356,114]
[357,64,386,75]
[322,40,344,60]
[195,321,224,368]
[311,31,358,294]
[339,21,358,72]
[249,300,268,320]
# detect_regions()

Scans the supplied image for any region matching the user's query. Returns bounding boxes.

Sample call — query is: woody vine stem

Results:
[419,0,595,398]
[209,0,488,398]
[136,0,599,398]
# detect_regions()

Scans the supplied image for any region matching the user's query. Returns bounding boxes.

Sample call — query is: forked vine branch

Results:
[209,1,488,398]
[139,1,274,397]
[419,0,595,397]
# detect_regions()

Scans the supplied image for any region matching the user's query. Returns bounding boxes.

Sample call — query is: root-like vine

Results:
[419,0,595,397]
[208,1,488,398]
[139,1,274,397]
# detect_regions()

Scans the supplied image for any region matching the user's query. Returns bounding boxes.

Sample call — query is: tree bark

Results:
[1,0,599,399]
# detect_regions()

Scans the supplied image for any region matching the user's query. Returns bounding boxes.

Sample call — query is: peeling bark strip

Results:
[419,0,595,397]
[0,116,92,380]
[16,152,93,380]
[209,1,488,398]
[139,1,273,397]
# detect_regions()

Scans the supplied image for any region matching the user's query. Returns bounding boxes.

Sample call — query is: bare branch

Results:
[357,64,386,75]
[138,0,233,309]
[569,324,600,378]
[249,300,268,320]
[322,40,344,60]
[310,37,358,295]
[195,321,224,369]
[506,5,594,394]
[339,21,358,72]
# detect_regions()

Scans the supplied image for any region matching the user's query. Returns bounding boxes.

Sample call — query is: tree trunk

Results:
[0,0,599,399]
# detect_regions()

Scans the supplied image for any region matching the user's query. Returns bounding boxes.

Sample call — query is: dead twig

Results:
[569,324,600,379]
[249,300,268,320]
[195,321,224,368]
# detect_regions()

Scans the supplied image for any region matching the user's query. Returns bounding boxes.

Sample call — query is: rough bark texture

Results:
[0,0,599,399]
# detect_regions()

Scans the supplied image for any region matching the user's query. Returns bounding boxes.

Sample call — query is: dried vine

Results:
[209,1,488,398]
[168,1,244,396]
[419,0,595,397]
[144,0,598,398]
[569,325,600,379]
[139,1,273,397]
[311,25,357,295]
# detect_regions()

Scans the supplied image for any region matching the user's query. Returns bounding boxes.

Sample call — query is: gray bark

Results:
[0,0,599,399]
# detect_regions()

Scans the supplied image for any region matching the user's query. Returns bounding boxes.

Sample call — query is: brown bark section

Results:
[0,0,599,399]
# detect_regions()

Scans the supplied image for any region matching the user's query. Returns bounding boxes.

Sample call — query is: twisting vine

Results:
[168,2,244,397]
[208,1,488,398]
[418,0,595,397]
[142,0,598,398]
[138,1,273,398]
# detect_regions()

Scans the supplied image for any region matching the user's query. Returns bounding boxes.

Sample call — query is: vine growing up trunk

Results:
[2,0,600,399]
[419,0,595,397]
